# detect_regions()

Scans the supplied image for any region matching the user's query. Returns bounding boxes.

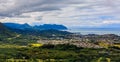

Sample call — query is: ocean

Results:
[68,28,120,35]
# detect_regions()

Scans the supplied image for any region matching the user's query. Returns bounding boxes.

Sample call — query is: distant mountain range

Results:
[3,23,67,30]
[0,22,70,37]
[0,22,71,44]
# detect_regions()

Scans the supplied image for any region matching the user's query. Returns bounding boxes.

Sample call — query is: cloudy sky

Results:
[0,0,120,28]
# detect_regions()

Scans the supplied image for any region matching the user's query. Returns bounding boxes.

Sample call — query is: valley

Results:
[0,22,120,62]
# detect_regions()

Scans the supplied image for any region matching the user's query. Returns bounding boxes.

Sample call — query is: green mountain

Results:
[0,22,16,42]
[0,22,37,45]
[4,23,68,30]
[39,29,72,37]
[0,22,15,37]
[0,22,72,45]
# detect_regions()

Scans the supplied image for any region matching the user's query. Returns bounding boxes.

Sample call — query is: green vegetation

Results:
[0,33,39,45]
[0,22,39,46]
[0,44,120,62]
[0,22,120,62]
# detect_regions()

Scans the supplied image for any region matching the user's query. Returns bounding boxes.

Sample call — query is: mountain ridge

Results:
[4,23,68,31]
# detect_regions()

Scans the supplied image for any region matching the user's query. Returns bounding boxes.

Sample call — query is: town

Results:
[37,33,120,49]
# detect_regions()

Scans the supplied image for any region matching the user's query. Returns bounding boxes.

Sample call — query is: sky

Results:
[0,0,120,28]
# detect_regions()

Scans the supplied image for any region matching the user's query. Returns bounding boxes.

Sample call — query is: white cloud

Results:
[0,0,120,28]
[103,20,120,24]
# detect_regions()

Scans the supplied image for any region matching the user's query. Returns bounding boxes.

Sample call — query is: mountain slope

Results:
[4,23,31,30]
[0,22,17,42]
[0,22,39,45]
[4,23,68,30]
[39,29,71,37]
[34,24,67,30]
[0,22,15,37]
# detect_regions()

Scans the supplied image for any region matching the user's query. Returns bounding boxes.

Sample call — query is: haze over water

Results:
[69,28,120,35]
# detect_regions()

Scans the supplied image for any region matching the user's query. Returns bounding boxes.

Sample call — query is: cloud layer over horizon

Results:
[0,0,120,28]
